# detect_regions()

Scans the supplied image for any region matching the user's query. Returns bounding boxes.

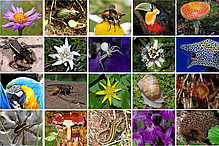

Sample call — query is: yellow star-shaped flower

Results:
[96,77,122,105]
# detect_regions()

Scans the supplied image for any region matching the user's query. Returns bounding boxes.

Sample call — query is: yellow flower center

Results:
[13,12,28,23]
[95,20,125,36]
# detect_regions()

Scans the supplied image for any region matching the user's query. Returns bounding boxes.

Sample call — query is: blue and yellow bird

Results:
[6,77,43,109]
[0,82,11,109]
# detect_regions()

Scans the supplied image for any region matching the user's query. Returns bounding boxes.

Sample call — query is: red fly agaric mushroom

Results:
[52,113,85,142]
[180,2,210,34]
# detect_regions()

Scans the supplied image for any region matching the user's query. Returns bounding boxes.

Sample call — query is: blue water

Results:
[176,37,219,72]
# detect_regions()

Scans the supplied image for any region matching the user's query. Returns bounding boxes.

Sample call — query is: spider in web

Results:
[0,111,42,145]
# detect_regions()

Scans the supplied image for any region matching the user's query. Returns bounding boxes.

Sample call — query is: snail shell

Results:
[138,75,164,108]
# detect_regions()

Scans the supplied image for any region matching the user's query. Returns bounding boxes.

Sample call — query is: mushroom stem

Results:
[63,120,74,141]
[193,21,201,34]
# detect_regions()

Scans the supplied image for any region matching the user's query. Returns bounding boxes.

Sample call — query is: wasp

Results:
[48,84,74,100]
[94,5,125,31]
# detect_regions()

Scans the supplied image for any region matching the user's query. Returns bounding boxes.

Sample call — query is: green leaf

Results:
[89,82,100,93]
[89,93,102,109]
[89,74,100,83]
[207,125,219,145]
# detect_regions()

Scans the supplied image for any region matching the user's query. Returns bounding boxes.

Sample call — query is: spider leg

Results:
[111,50,124,56]
[12,133,21,144]
[15,112,22,124]
[110,46,121,51]
[25,127,37,135]
[23,112,31,123]
[22,130,25,145]
[99,54,108,71]
[0,125,16,131]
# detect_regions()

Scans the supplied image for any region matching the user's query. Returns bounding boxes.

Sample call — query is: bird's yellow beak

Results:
[135,3,152,12]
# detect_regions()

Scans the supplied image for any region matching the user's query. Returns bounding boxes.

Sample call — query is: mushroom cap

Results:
[180,2,210,21]
[52,113,85,125]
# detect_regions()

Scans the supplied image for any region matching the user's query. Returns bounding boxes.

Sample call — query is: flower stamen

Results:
[13,12,28,23]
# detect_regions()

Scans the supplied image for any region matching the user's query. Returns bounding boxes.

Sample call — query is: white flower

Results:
[141,39,165,69]
[48,38,80,72]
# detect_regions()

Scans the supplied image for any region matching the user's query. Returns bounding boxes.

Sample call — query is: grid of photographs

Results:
[0,0,218,145]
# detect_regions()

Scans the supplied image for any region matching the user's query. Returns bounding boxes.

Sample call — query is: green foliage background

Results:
[133,37,175,72]
[89,74,131,109]
[133,74,175,109]
[0,1,43,36]
[44,37,87,72]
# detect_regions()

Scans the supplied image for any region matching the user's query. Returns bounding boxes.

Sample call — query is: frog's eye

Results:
[101,42,109,52]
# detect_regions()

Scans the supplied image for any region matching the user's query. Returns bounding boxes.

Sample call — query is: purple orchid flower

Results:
[133,110,175,145]
[89,37,131,72]
[158,126,174,146]
[159,110,175,121]
[2,5,41,32]
[134,112,162,144]
[133,132,144,146]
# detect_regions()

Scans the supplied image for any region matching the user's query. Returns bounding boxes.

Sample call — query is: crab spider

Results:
[99,42,124,71]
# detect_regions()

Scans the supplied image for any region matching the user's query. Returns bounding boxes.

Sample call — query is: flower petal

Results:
[113,88,122,92]
[12,5,17,13]
[68,59,74,71]
[99,82,107,89]
[159,57,165,63]
[108,95,112,105]
[71,51,80,56]
[112,81,119,88]
[155,61,161,67]
[52,60,63,66]
[5,8,14,17]
[2,22,15,29]
[65,38,69,48]
[112,93,121,100]
[48,54,60,59]
[27,13,41,21]
[102,95,109,104]
[147,61,154,67]
[12,23,20,31]
[24,22,34,26]
[96,91,106,95]
[153,39,158,48]
[3,13,13,21]
[25,7,35,16]
[107,77,111,88]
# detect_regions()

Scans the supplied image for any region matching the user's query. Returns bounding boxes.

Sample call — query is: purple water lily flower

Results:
[2,5,41,31]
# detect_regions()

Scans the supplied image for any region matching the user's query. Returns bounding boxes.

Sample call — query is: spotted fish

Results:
[180,39,219,70]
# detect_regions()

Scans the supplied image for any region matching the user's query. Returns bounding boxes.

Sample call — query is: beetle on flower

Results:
[2,5,41,35]
[48,38,80,72]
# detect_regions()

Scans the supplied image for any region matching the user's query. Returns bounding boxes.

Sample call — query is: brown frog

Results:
[8,39,36,71]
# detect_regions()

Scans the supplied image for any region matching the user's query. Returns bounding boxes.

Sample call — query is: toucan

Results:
[135,3,173,35]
